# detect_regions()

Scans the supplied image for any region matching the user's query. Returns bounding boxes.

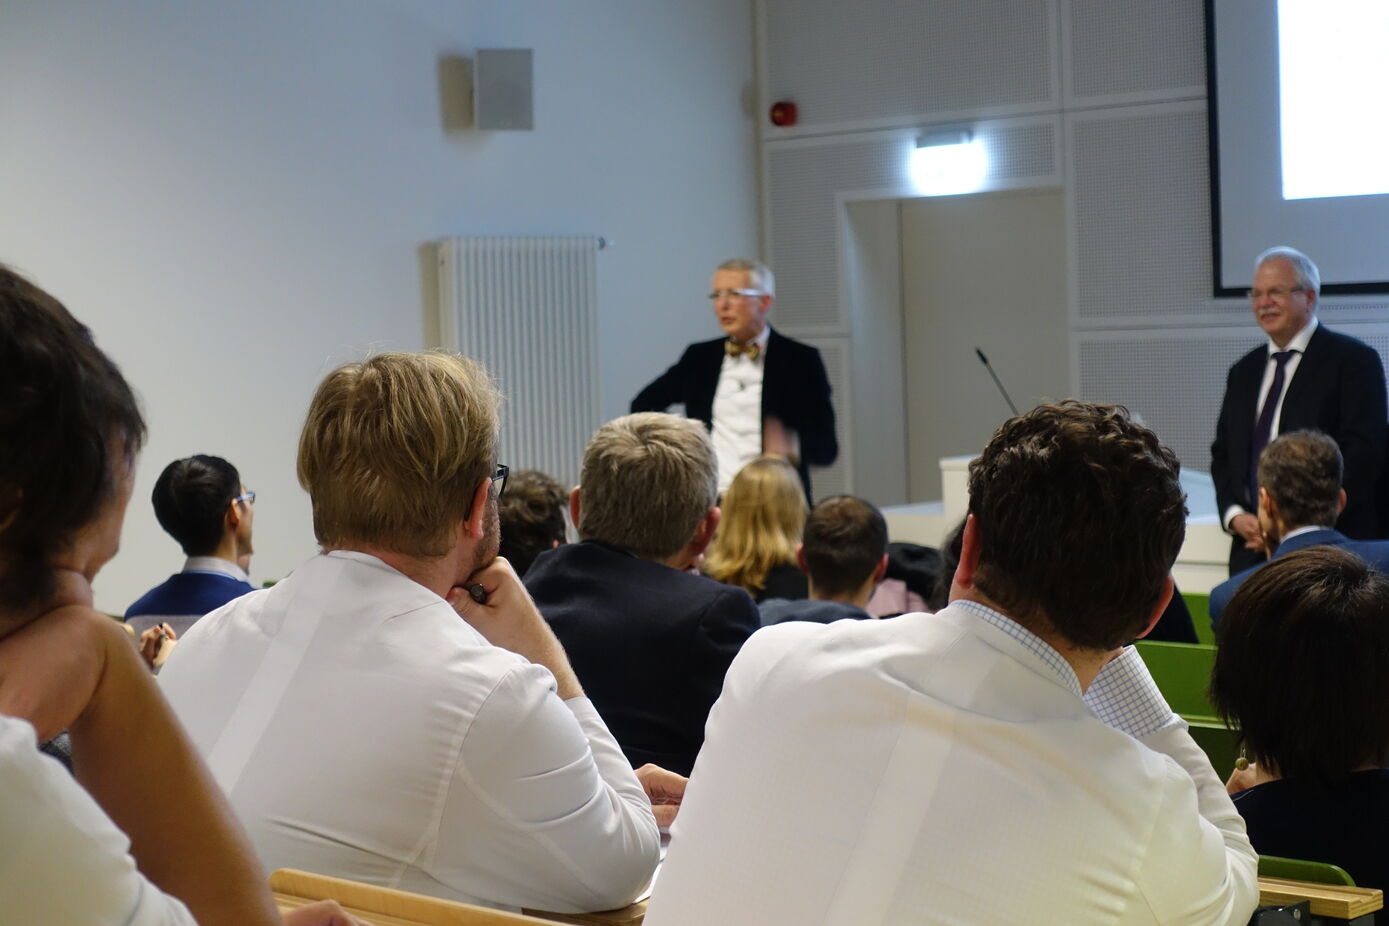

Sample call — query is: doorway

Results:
[843,188,1070,503]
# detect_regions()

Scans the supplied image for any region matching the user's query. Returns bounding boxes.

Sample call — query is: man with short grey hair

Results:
[525,412,760,775]
[1210,430,1389,623]
[1211,245,1387,574]
[632,258,837,498]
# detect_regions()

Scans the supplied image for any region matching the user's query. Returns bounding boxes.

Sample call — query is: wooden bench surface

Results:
[271,868,647,926]
[1258,876,1383,919]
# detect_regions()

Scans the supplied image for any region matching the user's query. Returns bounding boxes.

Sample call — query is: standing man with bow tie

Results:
[1210,246,1387,575]
[632,258,837,499]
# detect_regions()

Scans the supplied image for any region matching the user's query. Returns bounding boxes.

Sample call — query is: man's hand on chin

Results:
[446,557,584,700]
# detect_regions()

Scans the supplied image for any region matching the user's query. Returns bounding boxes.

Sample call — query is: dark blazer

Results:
[1210,324,1387,571]
[524,540,760,776]
[1209,528,1389,625]
[631,328,837,498]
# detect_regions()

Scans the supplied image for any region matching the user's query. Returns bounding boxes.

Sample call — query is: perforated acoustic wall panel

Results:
[1069,104,1235,321]
[1078,333,1248,474]
[1066,0,1205,101]
[1079,325,1389,475]
[767,122,1057,332]
[761,0,1054,131]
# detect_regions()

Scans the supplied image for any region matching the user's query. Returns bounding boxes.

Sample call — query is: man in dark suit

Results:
[631,258,836,499]
[525,412,760,776]
[1210,430,1389,625]
[1210,246,1387,575]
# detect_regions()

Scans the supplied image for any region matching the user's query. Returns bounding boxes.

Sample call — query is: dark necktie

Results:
[1249,350,1295,503]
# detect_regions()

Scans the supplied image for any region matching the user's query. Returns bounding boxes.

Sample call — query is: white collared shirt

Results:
[158,551,658,913]
[182,555,251,584]
[1277,524,1333,547]
[1223,316,1320,530]
[648,603,1257,925]
[711,326,771,493]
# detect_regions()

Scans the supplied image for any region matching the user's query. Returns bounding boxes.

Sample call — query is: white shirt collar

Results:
[730,325,771,351]
[953,599,1081,698]
[1267,315,1318,355]
[1278,524,1333,545]
[182,555,251,584]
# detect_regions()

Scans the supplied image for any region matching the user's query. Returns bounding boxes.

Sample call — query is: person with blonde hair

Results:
[160,351,668,914]
[526,413,760,776]
[703,455,809,602]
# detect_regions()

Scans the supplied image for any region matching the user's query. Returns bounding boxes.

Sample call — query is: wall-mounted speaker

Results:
[474,48,534,131]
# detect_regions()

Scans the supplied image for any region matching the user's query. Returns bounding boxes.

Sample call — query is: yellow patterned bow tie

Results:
[725,340,761,360]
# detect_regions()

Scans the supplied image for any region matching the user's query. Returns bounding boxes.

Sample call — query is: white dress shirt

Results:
[158,550,659,913]
[1223,316,1319,530]
[0,714,196,925]
[711,326,771,493]
[647,602,1258,925]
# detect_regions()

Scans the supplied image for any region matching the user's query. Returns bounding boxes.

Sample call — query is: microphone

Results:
[975,347,1020,416]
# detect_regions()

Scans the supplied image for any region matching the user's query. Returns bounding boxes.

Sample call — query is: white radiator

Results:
[436,236,602,487]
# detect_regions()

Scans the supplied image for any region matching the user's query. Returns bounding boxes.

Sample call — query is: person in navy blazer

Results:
[1210,431,1389,626]
[1210,247,1387,576]
[525,413,760,776]
[631,258,836,500]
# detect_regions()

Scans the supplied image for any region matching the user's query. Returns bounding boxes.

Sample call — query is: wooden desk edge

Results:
[521,902,647,925]
[271,868,646,925]
[1258,876,1383,918]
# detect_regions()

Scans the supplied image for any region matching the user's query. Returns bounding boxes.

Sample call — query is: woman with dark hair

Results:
[1211,544,1389,888]
[0,266,359,925]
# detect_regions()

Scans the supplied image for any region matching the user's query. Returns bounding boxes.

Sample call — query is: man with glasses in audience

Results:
[126,455,258,661]
[632,258,836,499]
[1211,246,1387,574]
[159,352,663,914]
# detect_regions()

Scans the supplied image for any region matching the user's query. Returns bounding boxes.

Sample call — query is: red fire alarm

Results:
[769,101,798,127]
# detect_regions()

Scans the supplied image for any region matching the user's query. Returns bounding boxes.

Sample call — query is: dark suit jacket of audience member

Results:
[759,598,872,627]
[1234,769,1389,890]
[757,562,807,603]
[1145,586,1198,644]
[630,329,837,500]
[1209,529,1389,626]
[525,540,760,776]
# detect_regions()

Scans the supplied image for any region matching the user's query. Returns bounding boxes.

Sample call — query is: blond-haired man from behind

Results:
[160,351,663,914]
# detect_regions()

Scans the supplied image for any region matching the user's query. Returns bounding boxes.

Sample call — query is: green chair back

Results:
[1134,640,1218,719]
[1259,855,1356,886]
[1182,592,1215,646]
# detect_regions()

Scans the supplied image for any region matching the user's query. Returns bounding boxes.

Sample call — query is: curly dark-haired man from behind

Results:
[647,400,1258,926]
[498,469,568,577]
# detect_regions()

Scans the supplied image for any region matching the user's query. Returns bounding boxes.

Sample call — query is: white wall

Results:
[0,0,759,613]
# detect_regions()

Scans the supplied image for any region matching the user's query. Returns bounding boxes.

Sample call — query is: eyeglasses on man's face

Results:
[1246,286,1307,302]
[708,288,766,302]
[233,489,256,506]
[490,464,509,499]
